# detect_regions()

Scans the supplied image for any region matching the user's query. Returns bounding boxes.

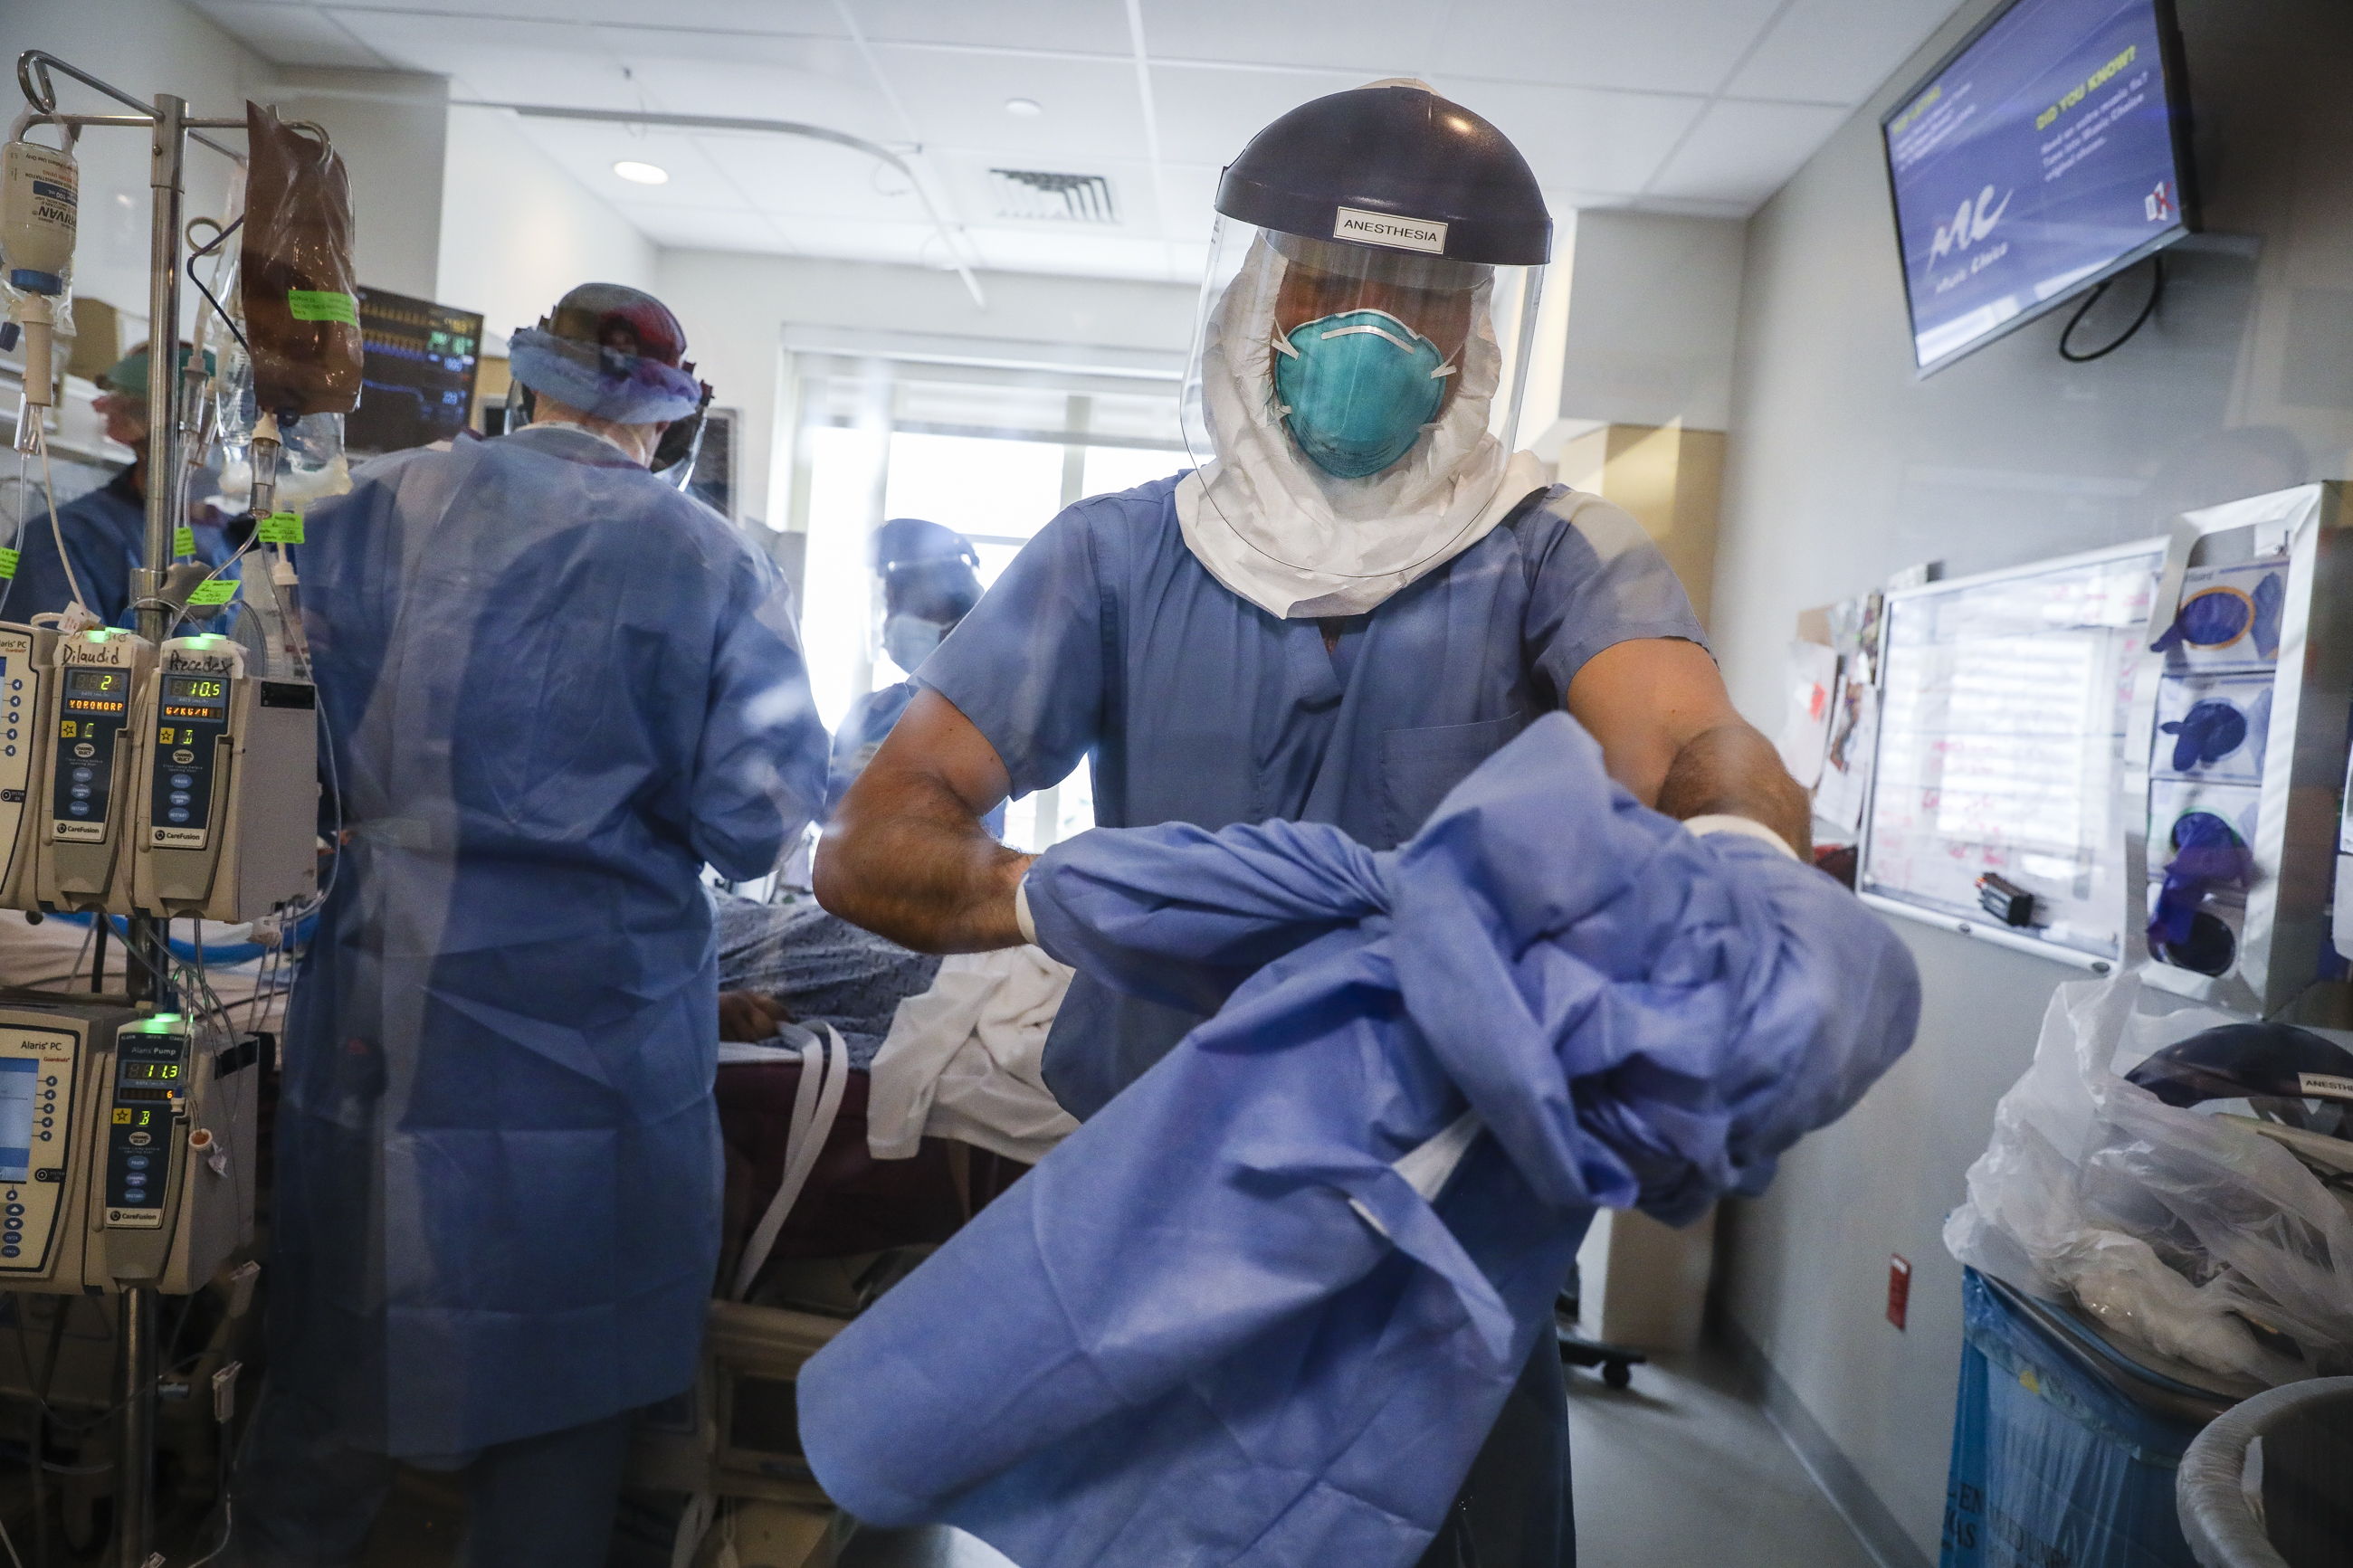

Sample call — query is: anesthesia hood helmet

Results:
[508,282,714,486]
[2126,1022,2353,1136]
[1178,81,1554,620]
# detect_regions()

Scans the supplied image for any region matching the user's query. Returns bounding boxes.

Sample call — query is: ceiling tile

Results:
[1427,78,1707,197]
[699,132,938,223]
[845,0,1131,55]
[1146,63,1361,166]
[1137,0,1442,74]
[1723,0,1958,105]
[1643,98,1850,207]
[334,0,843,29]
[500,119,748,207]
[612,36,899,143]
[775,214,969,270]
[620,204,796,253]
[874,47,1151,160]
[925,149,1170,238]
[1429,0,1786,95]
[323,12,642,106]
[188,3,391,68]
[1150,161,1223,246]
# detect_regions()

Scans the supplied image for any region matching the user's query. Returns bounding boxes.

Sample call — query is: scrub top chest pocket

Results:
[1381,712,1528,845]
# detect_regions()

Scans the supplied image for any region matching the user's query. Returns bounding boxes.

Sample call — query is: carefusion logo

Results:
[1928,184,2011,264]
[1332,206,1448,255]
[2145,178,2175,223]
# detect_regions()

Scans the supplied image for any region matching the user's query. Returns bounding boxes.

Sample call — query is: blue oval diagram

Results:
[2160,699,2249,770]
[2172,587,2254,649]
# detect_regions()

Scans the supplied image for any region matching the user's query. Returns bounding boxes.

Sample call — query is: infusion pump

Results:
[0,626,317,921]
[0,1000,257,1294]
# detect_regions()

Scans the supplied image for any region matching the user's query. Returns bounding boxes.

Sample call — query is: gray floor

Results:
[1562,1348,1881,1568]
[829,1345,1881,1568]
[325,1340,1877,1567]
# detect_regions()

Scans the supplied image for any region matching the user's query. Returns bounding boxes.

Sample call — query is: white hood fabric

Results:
[1176,236,1545,620]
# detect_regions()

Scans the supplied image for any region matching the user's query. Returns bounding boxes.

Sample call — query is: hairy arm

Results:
[814,688,1034,953]
[1567,638,1812,857]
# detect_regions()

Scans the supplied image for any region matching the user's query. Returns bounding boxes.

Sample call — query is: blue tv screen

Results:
[1882,0,2196,374]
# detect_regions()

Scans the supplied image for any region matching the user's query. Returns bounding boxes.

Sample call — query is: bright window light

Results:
[613,160,669,185]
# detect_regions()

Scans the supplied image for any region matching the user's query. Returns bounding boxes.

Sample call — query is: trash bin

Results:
[2176,1375,2353,1568]
[1942,1269,2236,1568]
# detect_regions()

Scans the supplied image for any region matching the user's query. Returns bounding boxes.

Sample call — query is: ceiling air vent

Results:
[990,169,1116,223]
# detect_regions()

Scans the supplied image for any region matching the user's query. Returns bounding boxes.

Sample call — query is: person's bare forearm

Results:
[814,773,1033,953]
[1654,722,1813,859]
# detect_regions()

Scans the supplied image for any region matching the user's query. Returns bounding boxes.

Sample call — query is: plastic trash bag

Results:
[1946,973,2353,1387]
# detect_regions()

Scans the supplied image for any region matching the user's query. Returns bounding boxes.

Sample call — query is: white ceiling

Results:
[191,0,1960,283]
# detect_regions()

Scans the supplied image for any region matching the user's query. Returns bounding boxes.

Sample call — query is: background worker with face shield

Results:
[231,282,830,1568]
[818,81,1809,1568]
[827,516,987,813]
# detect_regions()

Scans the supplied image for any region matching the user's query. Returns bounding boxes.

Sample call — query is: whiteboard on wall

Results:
[1858,537,2167,969]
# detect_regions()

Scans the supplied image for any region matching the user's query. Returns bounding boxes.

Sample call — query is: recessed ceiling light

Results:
[613,159,669,185]
[1004,98,1043,118]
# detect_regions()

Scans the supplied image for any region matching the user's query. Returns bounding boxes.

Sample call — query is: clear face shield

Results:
[1180,220,1548,496]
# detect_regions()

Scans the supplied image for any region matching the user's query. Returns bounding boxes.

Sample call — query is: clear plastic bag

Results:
[1946,973,2353,1388]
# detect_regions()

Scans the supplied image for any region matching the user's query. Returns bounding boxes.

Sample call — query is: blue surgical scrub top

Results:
[8,465,146,625]
[919,471,1708,1116]
[7,465,244,630]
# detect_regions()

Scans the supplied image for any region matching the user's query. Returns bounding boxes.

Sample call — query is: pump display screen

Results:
[67,670,124,695]
[1881,0,2196,373]
[164,677,224,702]
[0,1059,33,1183]
[119,1060,181,1082]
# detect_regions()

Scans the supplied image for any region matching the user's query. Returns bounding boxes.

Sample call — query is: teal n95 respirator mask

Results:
[1272,309,1455,480]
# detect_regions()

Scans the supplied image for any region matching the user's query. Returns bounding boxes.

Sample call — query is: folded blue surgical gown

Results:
[797,714,1920,1568]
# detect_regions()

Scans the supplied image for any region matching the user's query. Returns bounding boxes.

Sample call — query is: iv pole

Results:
[14,52,248,1568]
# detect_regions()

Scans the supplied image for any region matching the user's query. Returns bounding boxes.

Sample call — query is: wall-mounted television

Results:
[1881,0,2197,375]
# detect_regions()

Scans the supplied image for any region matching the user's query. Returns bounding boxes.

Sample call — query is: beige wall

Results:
[1559,423,1726,628]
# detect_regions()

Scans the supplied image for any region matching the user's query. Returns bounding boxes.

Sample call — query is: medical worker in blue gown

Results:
[233,284,831,1568]
[9,345,237,626]
[824,517,989,818]
[818,82,1810,1568]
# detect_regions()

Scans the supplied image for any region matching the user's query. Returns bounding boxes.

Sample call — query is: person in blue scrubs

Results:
[824,516,987,818]
[232,284,830,1568]
[817,85,1809,1568]
[7,345,237,626]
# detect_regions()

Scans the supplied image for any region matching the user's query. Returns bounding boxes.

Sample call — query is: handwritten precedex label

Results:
[257,511,305,546]
[1332,206,1448,255]
[286,289,358,326]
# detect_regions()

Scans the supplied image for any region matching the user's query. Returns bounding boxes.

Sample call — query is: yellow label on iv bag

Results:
[256,511,305,546]
[186,579,239,606]
[0,548,18,581]
[286,289,358,326]
[173,526,195,557]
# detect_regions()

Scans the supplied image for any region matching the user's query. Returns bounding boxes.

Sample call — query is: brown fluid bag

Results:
[240,101,360,417]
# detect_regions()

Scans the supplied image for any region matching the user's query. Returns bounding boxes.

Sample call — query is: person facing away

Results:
[231,281,830,1568]
[814,81,1809,1568]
